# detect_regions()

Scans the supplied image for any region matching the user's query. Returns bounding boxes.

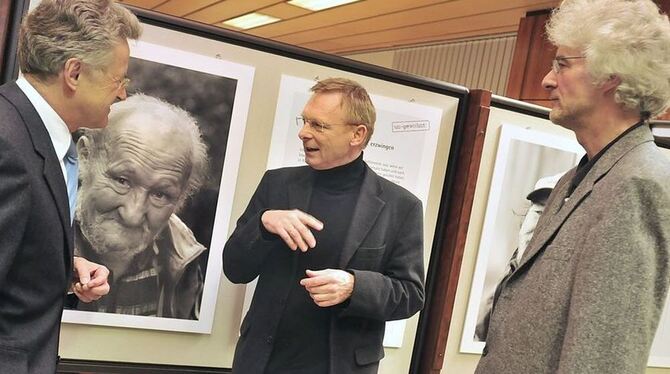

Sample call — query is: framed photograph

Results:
[61,40,255,334]
[460,123,584,353]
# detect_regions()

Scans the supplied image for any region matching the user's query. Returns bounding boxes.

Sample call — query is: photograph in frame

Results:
[460,123,584,353]
[61,40,255,334]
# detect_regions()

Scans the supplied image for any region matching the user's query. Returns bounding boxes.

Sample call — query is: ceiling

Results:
[119,0,559,55]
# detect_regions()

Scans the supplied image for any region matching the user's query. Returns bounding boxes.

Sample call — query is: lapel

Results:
[288,168,315,214]
[515,125,655,273]
[338,166,385,268]
[1,83,73,263]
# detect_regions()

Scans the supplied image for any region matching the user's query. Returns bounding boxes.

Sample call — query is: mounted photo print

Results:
[460,123,583,353]
[61,40,254,334]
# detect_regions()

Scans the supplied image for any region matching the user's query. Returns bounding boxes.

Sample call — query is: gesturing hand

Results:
[72,256,110,303]
[300,269,354,307]
[262,209,323,251]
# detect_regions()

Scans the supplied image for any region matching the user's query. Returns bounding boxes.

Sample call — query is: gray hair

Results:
[18,0,142,80]
[87,94,209,209]
[546,0,670,119]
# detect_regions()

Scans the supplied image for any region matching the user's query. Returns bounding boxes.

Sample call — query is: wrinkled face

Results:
[542,46,600,130]
[298,92,359,170]
[77,40,131,129]
[78,115,192,257]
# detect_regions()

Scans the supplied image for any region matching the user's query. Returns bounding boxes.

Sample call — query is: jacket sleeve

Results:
[341,198,425,321]
[557,178,670,374]
[223,171,280,284]
[0,137,31,290]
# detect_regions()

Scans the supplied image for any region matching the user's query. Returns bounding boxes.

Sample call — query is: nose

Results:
[118,189,148,227]
[298,123,312,141]
[542,69,557,91]
[116,86,128,101]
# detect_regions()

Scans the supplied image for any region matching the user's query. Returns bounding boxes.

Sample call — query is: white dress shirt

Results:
[16,76,72,185]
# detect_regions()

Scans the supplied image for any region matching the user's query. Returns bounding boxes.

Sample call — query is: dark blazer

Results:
[224,164,425,374]
[0,83,73,373]
[476,125,670,374]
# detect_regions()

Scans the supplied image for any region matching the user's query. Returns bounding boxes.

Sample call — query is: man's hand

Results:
[72,256,110,303]
[300,269,354,307]
[262,209,323,251]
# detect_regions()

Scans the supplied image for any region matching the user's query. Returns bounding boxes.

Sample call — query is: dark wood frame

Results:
[412,92,560,373]
[0,0,10,69]
[0,0,28,83]
[410,89,490,373]
[57,360,230,374]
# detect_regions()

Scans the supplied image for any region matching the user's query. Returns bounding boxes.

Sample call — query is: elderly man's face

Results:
[78,114,192,257]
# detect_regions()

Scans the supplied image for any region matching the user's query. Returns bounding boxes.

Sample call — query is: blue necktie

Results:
[64,139,78,224]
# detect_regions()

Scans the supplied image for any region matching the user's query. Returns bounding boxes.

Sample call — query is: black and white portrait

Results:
[62,41,255,333]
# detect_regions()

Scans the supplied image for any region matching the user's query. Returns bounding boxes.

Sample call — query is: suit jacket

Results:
[223,163,425,374]
[476,124,670,374]
[0,83,73,373]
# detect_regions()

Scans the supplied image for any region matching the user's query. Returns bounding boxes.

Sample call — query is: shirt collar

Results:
[16,76,72,160]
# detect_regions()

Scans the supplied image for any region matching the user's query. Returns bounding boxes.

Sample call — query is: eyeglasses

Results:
[296,116,352,133]
[82,61,130,91]
[109,75,131,91]
[551,56,585,73]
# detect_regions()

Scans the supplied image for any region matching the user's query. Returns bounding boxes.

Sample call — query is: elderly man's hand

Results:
[72,256,110,303]
[261,209,323,252]
[300,269,354,307]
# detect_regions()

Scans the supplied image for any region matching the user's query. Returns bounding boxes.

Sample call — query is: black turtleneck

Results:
[265,154,366,374]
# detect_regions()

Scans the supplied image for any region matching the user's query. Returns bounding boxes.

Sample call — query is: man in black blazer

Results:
[0,1,141,372]
[224,78,425,373]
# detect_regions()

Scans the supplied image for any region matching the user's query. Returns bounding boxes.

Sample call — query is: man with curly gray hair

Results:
[476,1,670,373]
[0,0,140,372]
[73,94,209,320]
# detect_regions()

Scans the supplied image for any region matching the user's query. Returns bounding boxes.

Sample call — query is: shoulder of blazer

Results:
[266,165,313,183]
[364,164,421,206]
[587,124,656,186]
[0,82,54,160]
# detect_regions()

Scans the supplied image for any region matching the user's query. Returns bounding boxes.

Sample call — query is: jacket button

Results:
[266,336,273,344]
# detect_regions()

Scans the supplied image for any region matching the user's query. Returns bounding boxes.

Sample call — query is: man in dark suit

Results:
[0,1,141,372]
[224,77,425,374]
[476,0,670,373]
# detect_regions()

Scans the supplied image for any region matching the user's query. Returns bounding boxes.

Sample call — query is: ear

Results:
[350,124,368,147]
[76,132,96,172]
[62,57,83,91]
[601,74,621,95]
